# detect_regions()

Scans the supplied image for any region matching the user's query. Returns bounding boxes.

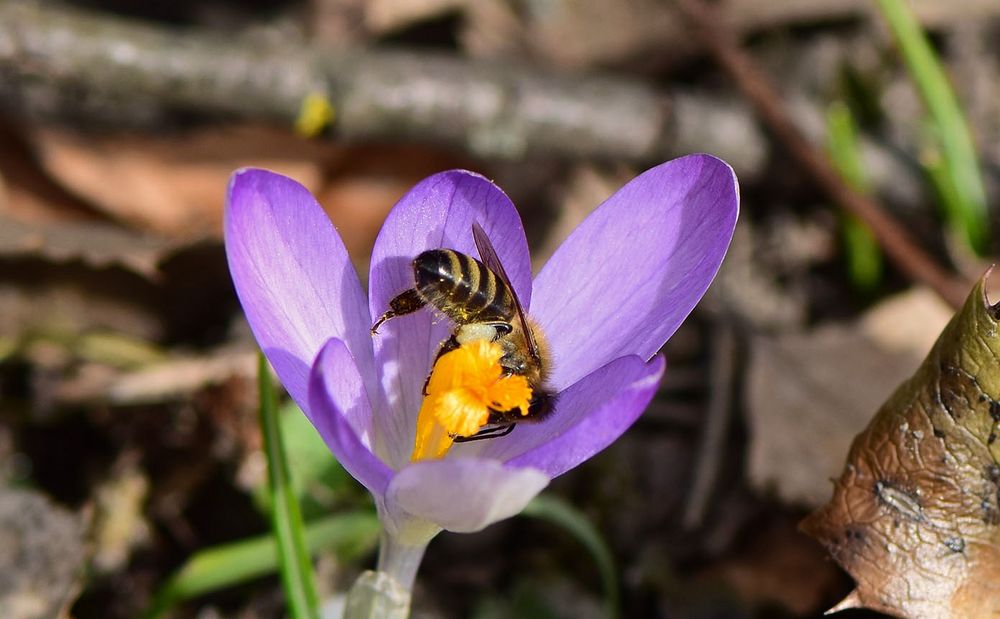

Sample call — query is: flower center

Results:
[411,339,532,461]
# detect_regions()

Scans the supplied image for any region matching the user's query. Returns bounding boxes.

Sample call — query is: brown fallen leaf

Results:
[0,123,97,225]
[747,326,917,507]
[701,515,845,616]
[802,272,1000,618]
[746,286,953,507]
[28,125,331,238]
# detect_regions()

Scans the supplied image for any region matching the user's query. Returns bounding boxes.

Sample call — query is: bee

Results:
[371,222,555,441]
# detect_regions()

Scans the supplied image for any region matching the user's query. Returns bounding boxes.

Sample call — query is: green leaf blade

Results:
[258,352,321,619]
[826,101,882,291]
[522,495,620,619]
[875,0,990,253]
[141,511,379,619]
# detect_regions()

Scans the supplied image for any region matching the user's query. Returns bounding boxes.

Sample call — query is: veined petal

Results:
[368,171,531,469]
[470,355,665,478]
[385,458,548,535]
[531,154,738,390]
[308,338,393,495]
[225,169,382,424]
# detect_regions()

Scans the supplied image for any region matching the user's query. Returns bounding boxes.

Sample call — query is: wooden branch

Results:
[0,1,764,169]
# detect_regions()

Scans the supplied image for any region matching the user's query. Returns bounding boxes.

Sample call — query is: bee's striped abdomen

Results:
[413,249,514,323]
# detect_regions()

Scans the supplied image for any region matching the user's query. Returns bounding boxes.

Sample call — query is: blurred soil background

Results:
[1,0,998,617]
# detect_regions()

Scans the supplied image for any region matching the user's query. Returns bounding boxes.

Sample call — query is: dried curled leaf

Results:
[802,272,1000,618]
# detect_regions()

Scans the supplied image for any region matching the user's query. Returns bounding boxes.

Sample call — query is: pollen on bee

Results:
[411,339,532,461]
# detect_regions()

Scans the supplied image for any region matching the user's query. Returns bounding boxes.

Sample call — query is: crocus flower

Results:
[224,154,738,592]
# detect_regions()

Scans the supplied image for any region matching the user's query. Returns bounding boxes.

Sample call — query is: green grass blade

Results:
[522,495,620,619]
[258,352,321,619]
[251,401,361,519]
[875,0,989,253]
[826,102,869,191]
[141,511,380,619]
[826,100,882,290]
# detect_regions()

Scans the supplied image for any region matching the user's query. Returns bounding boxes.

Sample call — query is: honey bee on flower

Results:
[370,221,555,459]
[225,155,738,588]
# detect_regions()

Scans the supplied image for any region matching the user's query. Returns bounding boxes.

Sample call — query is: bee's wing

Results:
[472,221,540,361]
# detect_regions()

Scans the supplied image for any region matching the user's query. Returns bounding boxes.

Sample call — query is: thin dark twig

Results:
[683,321,737,529]
[674,0,970,309]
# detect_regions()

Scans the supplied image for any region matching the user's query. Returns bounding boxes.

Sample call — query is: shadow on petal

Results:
[367,170,532,469]
[308,338,394,495]
[531,154,737,391]
[225,168,380,414]
[386,458,548,534]
[470,355,665,479]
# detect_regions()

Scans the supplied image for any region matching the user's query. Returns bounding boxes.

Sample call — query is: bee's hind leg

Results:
[423,335,461,395]
[371,289,425,334]
[453,423,516,442]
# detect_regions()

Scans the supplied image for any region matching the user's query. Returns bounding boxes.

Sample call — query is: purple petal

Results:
[308,338,393,495]
[368,171,531,468]
[470,355,665,478]
[531,154,738,390]
[225,169,382,421]
[386,459,547,533]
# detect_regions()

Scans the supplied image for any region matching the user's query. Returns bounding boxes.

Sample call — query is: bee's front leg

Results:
[371,289,425,334]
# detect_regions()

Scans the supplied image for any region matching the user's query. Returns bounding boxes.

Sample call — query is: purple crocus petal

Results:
[386,458,548,533]
[468,355,665,478]
[308,338,393,495]
[531,154,738,390]
[225,169,383,435]
[368,171,531,468]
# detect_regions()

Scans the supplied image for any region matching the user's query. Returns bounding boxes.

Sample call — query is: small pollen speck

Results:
[944,537,965,553]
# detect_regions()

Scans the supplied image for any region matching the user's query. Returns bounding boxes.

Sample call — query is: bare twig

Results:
[683,321,737,529]
[674,0,970,309]
[0,1,764,170]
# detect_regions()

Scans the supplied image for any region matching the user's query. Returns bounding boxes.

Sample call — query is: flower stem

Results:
[376,532,427,590]
[342,533,427,619]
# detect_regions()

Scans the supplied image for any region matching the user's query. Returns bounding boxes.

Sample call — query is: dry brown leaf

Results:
[702,516,844,615]
[0,124,96,225]
[317,145,471,275]
[859,286,955,358]
[747,326,917,507]
[802,272,1000,618]
[28,125,332,238]
[54,348,256,407]
[747,286,953,507]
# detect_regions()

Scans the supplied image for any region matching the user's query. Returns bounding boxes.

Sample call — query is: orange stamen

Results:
[411,339,532,461]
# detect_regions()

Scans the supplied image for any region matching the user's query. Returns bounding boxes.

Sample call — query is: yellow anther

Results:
[411,339,532,461]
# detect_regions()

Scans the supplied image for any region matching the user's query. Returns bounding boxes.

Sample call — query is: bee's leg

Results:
[435,335,461,360]
[484,322,512,340]
[423,335,460,395]
[371,289,425,334]
[453,423,516,442]
[486,391,556,424]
